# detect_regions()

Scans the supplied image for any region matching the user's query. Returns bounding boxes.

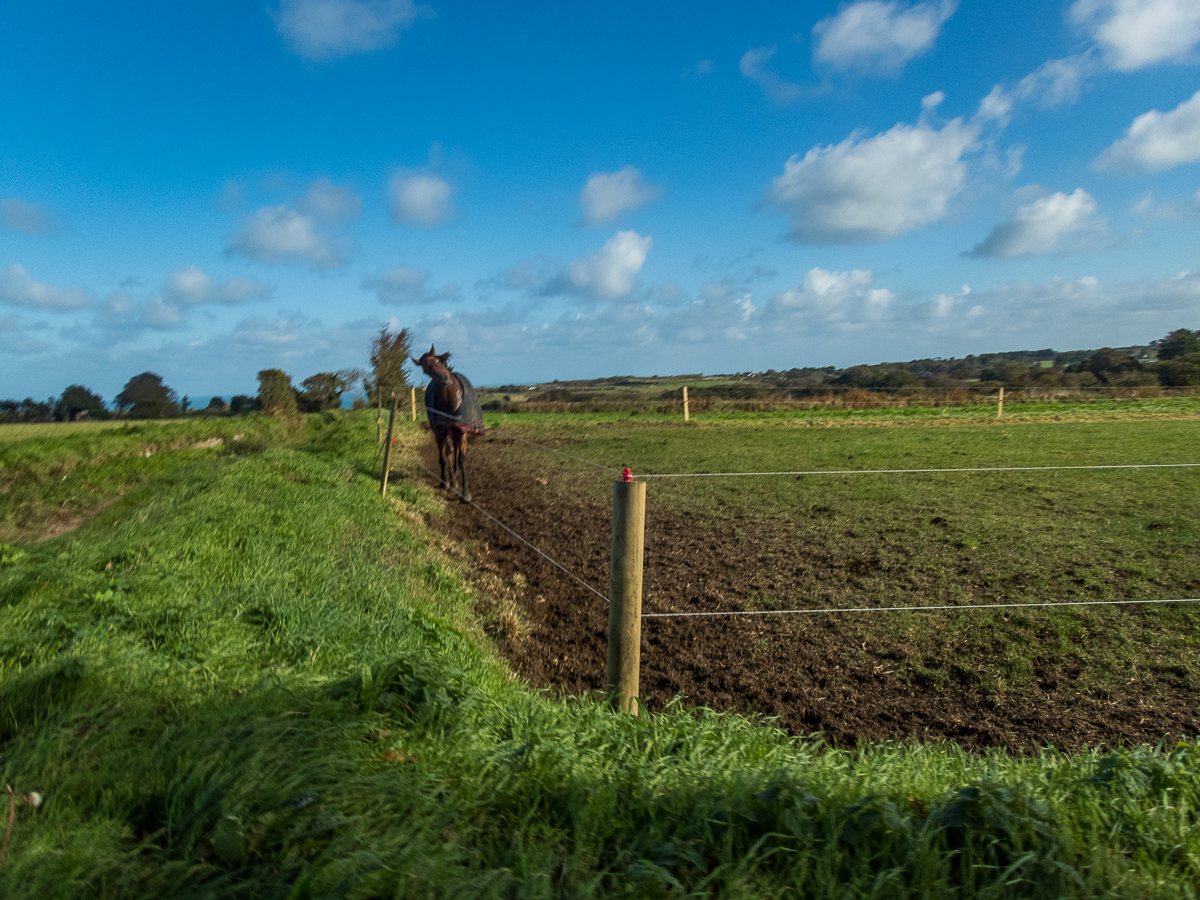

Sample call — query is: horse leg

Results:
[436,431,450,489]
[454,431,471,502]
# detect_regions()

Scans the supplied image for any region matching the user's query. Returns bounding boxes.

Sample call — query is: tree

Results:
[1158,329,1200,360]
[204,396,228,415]
[256,369,298,419]
[115,372,180,419]
[298,368,366,412]
[229,394,259,415]
[54,385,108,421]
[1085,348,1141,384]
[1155,352,1200,386]
[369,326,413,403]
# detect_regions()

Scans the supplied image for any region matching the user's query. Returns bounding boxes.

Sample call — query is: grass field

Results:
[3,410,1200,897]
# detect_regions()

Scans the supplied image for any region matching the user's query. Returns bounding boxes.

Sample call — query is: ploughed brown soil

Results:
[420,436,1200,752]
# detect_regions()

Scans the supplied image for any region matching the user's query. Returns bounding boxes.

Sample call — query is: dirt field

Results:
[420,434,1200,752]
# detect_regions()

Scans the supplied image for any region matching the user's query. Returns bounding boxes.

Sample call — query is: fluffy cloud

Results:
[579,166,661,225]
[226,205,352,270]
[812,0,957,74]
[764,112,978,243]
[770,268,896,321]
[162,266,273,307]
[274,0,431,62]
[1070,0,1200,71]
[299,178,362,222]
[1094,88,1200,172]
[0,264,91,311]
[1,199,61,236]
[975,54,1098,128]
[388,171,453,228]
[739,47,806,103]
[556,231,653,300]
[363,265,459,305]
[92,267,274,334]
[967,189,1107,259]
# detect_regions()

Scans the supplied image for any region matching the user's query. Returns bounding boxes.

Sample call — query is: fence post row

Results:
[607,473,646,715]
[379,393,398,497]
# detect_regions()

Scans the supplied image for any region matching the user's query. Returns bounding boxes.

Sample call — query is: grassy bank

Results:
[2,411,1200,897]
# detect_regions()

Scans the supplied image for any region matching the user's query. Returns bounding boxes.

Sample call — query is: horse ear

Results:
[411,357,421,366]
[428,344,436,355]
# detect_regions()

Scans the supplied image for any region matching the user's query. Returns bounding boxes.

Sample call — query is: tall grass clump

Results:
[2,410,1199,897]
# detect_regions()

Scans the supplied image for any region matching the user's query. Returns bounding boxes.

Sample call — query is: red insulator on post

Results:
[622,468,632,482]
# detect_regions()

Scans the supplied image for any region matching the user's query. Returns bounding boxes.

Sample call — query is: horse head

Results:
[413,345,452,378]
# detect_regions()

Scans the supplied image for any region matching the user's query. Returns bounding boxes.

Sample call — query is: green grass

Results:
[3,410,1200,896]
[0,420,137,442]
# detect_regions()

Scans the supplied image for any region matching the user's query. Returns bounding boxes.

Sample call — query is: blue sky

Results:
[2,0,1199,403]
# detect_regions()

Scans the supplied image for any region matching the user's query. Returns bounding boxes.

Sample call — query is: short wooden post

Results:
[379,394,398,497]
[607,475,646,715]
[682,385,690,423]
[997,387,1004,419]
[411,387,417,422]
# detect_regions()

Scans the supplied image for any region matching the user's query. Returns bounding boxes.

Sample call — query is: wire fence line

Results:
[641,597,1200,619]
[638,462,1200,479]
[399,419,1200,622]
[408,457,610,605]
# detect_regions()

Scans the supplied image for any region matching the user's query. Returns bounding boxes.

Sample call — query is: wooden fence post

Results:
[607,473,646,715]
[379,394,398,497]
[997,387,1005,419]
[411,387,418,422]
[683,385,690,423]
[376,385,383,443]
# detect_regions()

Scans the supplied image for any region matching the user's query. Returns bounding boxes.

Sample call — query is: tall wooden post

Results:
[682,385,690,423]
[607,475,646,715]
[379,394,398,497]
[411,387,417,422]
[376,385,383,443]
[997,387,1005,419]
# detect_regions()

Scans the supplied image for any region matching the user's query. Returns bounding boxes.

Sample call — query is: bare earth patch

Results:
[421,436,1200,753]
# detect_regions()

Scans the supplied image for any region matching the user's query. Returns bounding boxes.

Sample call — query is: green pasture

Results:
[3,410,1200,897]
[482,414,1200,704]
[0,420,135,442]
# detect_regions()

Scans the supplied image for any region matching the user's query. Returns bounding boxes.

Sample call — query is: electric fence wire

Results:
[407,457,610,605]
[642,597,1200,618]
[639,462,1200,479]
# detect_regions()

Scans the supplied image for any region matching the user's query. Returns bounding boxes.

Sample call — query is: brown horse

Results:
[412,345,485,501]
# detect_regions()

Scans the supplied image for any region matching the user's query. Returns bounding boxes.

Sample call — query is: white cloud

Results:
[0,264,91,311]
[274,0,431,62]
[967,189,1107,259]
[1070,0,1200,71]
[364,265,459,305]
[299,178,362,222]
[682,59,713,79]
[162,266,273,307]
[740,47,806,103]
[812,0,958,75]
[549,231,653,300]
[975,54,1097,126]
[388,171,453,228]
[226,205,352,270]
[1094,88,1200,172]
[771,268,896,321]
[579,166,661,225]
[1,199,61,236]
[764,114,978,243]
